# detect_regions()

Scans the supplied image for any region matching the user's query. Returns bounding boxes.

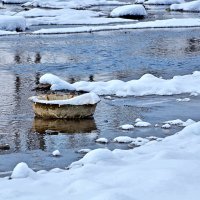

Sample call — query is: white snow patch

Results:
[95,138,108,144]
[52,150,61,156]
[77,149,91,154]
[113,136,134,143]
[145,0,184,5]
[170,0,200,12]
[176,97,190,102]
[39,72,200,97]
[161,124,171,129]
[129,137,149,147]
[135,121,151,127]
[120,124,134,130]
[135,118,143,122]
[110,5,147,18]
[190,92,199,96]
[11,162,35,179]
[0,15,26,31]
[164,119,196,127]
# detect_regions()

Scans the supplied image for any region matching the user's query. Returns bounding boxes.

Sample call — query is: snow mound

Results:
[39,72,200,97]
[145,0,184,5]
[164,119,196,127]
[110,5,147,18]
[120,124,134,130]
[11,162,35,179]
[176,97,190,102]
[29,92,100,106]
[52,150,61,156]
[113,136,133,143]
[0,16,26,31]
[170,0,200,12]
[135,121,151,127]
[161,124,171,129]
[95,138,108,144]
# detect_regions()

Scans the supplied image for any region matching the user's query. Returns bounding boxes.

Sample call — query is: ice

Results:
[170,0,200,12]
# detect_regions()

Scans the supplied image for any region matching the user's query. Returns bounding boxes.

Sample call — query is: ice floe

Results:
[170,0,200,12]
[0,15,26,31]
[39,72,200,97]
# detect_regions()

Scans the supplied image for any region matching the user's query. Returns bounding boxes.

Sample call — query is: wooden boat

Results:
[29,93,100,119]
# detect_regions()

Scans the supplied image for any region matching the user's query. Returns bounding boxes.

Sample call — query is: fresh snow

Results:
[110,5,147,18]
[113,136,134,143]
[135,121,151,127]
[29,92,100,106]
[52,150,61,156]
[1,122,200,199]
[95,138,108,143]
[170,0,200,12]
[145,0,184,5]
[0,15,26,31]
[33,18,200,35]
[119,124,134,130]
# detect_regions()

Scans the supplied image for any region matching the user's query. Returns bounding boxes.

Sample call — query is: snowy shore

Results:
[1,122,200,199]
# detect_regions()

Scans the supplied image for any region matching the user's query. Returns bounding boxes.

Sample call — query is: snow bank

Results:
[1,122,200,199]
[40,72,200,97]
[29,92,100,106]
[145,0,184,5]
[11,162,35,179]
[170,0,200,12]
[110,5,147,18]
[0,16,26,31]
[33,17,200,35]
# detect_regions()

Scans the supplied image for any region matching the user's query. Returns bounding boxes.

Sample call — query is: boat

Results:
[29,92,100,119]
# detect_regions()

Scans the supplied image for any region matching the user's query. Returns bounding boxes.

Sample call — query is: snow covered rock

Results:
[128,137,149,147]
[95,138,108,144]
[164,119,196,127]
[0,16,26,31]
[145,0,184,5]
[77,149,91,154]
[11,162,35,179]
[52,150,61,156]
[135,118,143,123]
[176,98,190,102]
[110,5,147,19]
[113,136,134,143]
[170,0,200,12]
[161,124,171,129]
[119,124,134,130]
[135,121,151,127]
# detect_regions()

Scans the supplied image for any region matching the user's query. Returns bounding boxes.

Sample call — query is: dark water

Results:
[1,28,200,173]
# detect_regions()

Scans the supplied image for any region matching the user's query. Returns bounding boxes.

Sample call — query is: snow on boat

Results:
[29,92,100,119]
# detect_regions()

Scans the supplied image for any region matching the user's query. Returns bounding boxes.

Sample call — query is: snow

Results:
[0,15,26,31]
[39,72,200,97]
[95,138,108,143]
[135,118,143,122]
[17,8,131,26]
[34,18,200,35]
[11,162,35,179]
[135,121,151,127]
[164,119,196,127]
[2,0,29,4]
[29,92,100,106]
[77,149,91,154]
[176,97,190,102]
[22,0,127,9]
[170,0,200,12]
[119,124,134,130]
[161,123,171,129]
[128,137,149,147]
[113,136,134,143]
[145,0,184,5]
[1,122,200,199]
[110,5,147,18]
[52,150,61,156]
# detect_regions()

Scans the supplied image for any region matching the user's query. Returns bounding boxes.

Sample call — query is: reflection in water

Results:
[32,118,97,134]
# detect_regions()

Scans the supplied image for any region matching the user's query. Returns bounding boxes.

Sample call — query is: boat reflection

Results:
[32,118,97,134]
